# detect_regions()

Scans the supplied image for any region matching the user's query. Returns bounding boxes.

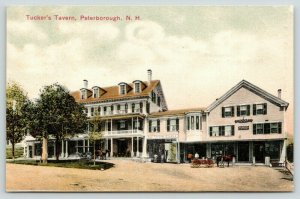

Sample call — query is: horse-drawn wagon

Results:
[191,158,214,168]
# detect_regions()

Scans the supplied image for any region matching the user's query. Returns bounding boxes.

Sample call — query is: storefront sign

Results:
[238,126,249,130]
[235,119,253,123]
[148,134,178,139]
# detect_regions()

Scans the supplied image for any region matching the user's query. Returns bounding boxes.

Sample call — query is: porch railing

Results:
[104,129,144,136]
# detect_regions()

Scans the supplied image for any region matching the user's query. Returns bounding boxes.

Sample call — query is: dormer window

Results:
[120,84,126,95]
[81,89,87,99]
[93,88,99,98]
[135,82,141,93]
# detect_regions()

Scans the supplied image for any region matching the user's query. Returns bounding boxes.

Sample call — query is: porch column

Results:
[87,139,90,152]
[131,137,134,157]
[280,139,287,163]
[23,146,26,158]
[65,140,68,157]
[177,140,180,163]
[142,137,147,158]
[76,140,78,153]
[137,137,139,157]
[32,143,35,158]
[26,145,30,158]
[110,138,113,157]
[83,139,86,153]
[249,141,253,162]
[111,119,113,133]
[61,140,64,158]
[53,141,56,158]
[132,117,134,133]
[206,143,211,158]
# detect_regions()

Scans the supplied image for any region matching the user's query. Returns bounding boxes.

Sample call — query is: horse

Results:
[97,149,110,160]
[216,154,236,167]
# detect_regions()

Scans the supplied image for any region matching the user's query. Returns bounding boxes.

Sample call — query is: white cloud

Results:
[7,20,48,42]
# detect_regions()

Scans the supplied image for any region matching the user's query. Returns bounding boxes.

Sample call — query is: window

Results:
[151,91,156,103]
[135,82,141,93]
[253,122,282,134]
[196,116,200,130]
[81,90,87,99]
[222,106,234,117]
[237,105,250,116]
[96,106,101,115]
[209,125,234,137]
[157,96,161,107]
[253,103,267,115]
[191,116,195,130]
[119,104,128,114]
[120,84,126,95]
[93,88,99,98]
[90,107,94,116]
[149,119,160,132]
[120,121,126,129]
[167,118,179,132]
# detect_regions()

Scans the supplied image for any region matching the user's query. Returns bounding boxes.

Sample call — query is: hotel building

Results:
[23,70,289,164]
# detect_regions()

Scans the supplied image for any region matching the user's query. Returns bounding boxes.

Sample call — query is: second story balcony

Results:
[103,129,144,137]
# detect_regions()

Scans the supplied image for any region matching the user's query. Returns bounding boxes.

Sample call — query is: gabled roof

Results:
[206,80,289,112]
[71,80,160,104]
[149,108,205,117]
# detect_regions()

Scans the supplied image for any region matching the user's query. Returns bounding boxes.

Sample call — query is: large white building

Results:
[24,70,289,165]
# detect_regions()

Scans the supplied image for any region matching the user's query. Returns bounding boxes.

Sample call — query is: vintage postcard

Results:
[6,6,294,192]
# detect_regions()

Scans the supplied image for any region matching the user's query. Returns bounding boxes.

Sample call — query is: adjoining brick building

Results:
[24,70,289,164]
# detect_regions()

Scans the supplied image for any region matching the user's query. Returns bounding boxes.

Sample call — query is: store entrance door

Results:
[238,142,249,162]
[254,142,264,163]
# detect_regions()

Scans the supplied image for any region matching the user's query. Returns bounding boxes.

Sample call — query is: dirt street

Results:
[6,159,293,192]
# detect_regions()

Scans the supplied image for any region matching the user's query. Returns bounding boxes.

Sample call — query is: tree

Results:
[88,112,103,166]
[33,83,87,163]
[6,82,29,160]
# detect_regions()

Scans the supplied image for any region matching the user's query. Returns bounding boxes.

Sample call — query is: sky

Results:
[6,6,293,134]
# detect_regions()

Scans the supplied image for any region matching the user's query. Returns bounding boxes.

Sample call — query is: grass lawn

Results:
[6,147,24,159]
[7,159,114,170]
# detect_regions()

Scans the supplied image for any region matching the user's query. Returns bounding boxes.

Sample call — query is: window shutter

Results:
[139,120,143,130]
[247,105,250,116]
[222,107,225,118]
[167,119,170,132]
[264,123,270,134]
[200,116,202,130]
[132,103,135,112]
[209,127,212,136]
[157,119,160,132]
[263,103,267,115]
[146,102,150,113]
[111,105,114,111]
[231,125,235,136]
[187,117,190,130]
[253,104,256,115]
[219,126,222,136]
[253,124,256,134]
[117,104,120,110]
[231,106,234,117]
[237,106,240,116]
[278,122,282,134]
[176,118,179,131]
[149,120,152,132]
